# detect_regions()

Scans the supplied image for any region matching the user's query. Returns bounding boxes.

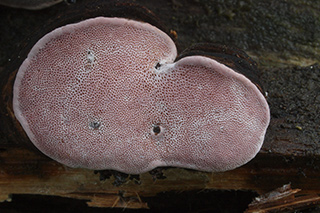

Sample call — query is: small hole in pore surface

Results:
[155,62,161,69]
[89,121,101,130]
[153,125,161,135]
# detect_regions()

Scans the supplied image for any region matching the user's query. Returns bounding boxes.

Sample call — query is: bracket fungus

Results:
[13,17,270,174]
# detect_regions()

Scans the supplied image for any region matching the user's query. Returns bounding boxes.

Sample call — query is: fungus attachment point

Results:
[13,17,270,174]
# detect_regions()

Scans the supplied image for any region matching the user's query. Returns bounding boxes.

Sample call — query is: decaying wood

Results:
[0,0,319,211]
[246,184,320,213]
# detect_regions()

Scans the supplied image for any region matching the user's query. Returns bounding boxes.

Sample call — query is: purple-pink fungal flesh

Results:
[13,17,270,174]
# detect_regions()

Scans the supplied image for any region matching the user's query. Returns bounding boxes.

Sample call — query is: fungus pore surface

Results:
[13,17,270,174]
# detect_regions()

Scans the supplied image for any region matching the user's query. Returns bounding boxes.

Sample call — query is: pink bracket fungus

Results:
[13,17,270,174]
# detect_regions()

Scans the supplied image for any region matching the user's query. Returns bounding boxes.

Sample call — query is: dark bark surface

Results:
[0,0,319,212]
